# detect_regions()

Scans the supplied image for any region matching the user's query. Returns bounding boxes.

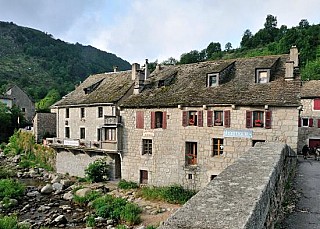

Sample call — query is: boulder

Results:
[41,184,54,194]
[75,188,92,197]
[52,214,68,224]
[52,182,63,191]
[63,191,73,201]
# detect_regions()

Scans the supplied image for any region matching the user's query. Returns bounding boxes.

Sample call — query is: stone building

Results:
[119,47,301,190]
[0,95,13,108]
[298,80,320,151]
[4,85,35,123]
[33,112,57,143]
[49,64,148,178]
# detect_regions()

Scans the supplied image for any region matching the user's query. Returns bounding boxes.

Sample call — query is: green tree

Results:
[36,89,61,112]
[0,102,11,142]
[206,42,221,59]
[179,50,201,64]
[225,42,232,51]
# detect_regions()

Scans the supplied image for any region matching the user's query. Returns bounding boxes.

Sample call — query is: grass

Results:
[0,179,25,200]
[137,184,196,204]
[118,179,139,190]
[73,190,102,206]
[0,215,29,229]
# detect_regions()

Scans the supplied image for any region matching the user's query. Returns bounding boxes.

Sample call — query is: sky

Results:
[0,0,319,65]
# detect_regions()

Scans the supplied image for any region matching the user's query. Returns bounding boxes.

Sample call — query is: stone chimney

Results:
[144,59,150,80]
[290,46,299,68]
[285,61,294,81]
[132,63,145,94]
[113,66,118,72]
[131,63,140,80]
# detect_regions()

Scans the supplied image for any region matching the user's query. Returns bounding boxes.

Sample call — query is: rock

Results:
[26,190,40,197]
[106,219,114,225]
[51,175,61,184]
[63,191,73,201]
[75,188,92,197]
[60,179,74,188]
[18,220,31,228]
[52,182,63,191]
[8,199,18,207]
[53,214,68,224]
[21,204,31,212]
[135,226,146,229]
[41,184,54,194]
[38,205,51,212]
[12,155,21,163]
[95,216,106,223]
[60,205,72,211]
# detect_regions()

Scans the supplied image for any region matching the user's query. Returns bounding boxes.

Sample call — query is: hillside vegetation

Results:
[0,21,131,102]
[160,15,320,80]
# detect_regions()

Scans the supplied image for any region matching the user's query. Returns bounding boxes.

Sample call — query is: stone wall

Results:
[121,106,298,190]
[159,142,297,229]
[33,113,56,143]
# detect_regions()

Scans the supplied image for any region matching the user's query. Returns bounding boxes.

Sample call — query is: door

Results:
[140,170,148,184]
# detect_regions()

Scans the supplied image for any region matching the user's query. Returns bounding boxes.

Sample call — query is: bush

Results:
[0,166,15,179]
[86,215,95,227]
[118,179,139,190]
[92,194,141,225]
[0,179,25,200]
[85,159,110,183]
[73,190,101,205]
[0,215,29,229]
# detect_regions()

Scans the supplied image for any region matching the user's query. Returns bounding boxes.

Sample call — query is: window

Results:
[256,69,270,83]
[188,111,197,126]
[112,106,116,116]
[314,99,320,110]
[253,111,264,127]
[252,140,265,147]
[186,142,197,165]
[98,107,103,118]
[80,128,85,139]
[142,139,152,155]
[97,128,101,141]
[207,73,218,87]
[21,107,26,112]
[105,128,116,141]
[182,111,203,127]
[151,111,167,129]
[213,138,224,156]
[188,174,193,180]
[211,175,217,180]
[214,111,223,126]
[66,108,69,118]
[302,118,309,127]
[80,108,85,118]
[65,127,70,138]
[158,80,165,88]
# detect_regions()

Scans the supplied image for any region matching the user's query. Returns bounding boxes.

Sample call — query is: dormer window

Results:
[84,79,103,94]
[158,80,165,88]
[207,73,219,87]
[256,69,270,83]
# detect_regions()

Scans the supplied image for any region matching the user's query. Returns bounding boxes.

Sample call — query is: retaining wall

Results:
[160,142,297,229]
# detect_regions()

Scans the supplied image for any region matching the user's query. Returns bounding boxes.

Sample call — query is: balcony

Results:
[104,115,121,126]
[46,138,120,153]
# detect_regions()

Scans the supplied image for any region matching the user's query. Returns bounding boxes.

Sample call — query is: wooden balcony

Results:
[104,115,121,126]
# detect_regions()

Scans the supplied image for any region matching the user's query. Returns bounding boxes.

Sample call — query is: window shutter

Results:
[207,110,213,127]
[136,111,144,129]
[162,111,167,129]
[224,110,230,128]
[265,111,272,129]
[314,99,320,110]
[246,111,252,128]
[298,118,301,127]
[198,111,203,127]
[182,111,188,127]
[151,111,155,129]
[318,119,320,128]
[309,118,313,127]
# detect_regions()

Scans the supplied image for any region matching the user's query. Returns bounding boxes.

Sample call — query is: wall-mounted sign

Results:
[223,129,253,138]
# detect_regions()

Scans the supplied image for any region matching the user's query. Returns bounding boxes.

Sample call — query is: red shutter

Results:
[314,99,320,110]
[151,111,155,129]
[309,118,313,127]
[198,111,203,127]
[224,110,230,128]
[136,111,144,129]
[182,111,188,127]
[207,110,213,127]
[265,111,272,129]
[246,111,252,128]
[298,118,301,127]
[318,119,320,128]
[162,111,167,129]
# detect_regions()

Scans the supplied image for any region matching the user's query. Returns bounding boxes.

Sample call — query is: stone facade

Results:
[121,106,298,190]
[33,113,56,143]
[159,142,297,229]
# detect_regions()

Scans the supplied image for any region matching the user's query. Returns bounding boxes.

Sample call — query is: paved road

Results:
[281,156,320,229]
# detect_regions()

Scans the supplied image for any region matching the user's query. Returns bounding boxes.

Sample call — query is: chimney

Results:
[285,61,294,81]
[156,64,161,71]
[132,63,140,80]
[290,46,299,67]
[144,59,150,80]
[113,66,118,72]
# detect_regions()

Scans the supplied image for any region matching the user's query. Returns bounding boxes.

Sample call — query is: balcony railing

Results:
[104,115,121,125]
[46,138,119,152]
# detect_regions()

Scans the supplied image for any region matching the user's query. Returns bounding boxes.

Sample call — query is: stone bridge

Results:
[159,142,297,229]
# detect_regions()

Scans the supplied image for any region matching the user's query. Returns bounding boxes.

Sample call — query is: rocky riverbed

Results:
[0,152,180,228]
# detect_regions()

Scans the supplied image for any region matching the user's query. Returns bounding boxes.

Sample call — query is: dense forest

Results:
[0,21,131,103]
[158,15,320,81]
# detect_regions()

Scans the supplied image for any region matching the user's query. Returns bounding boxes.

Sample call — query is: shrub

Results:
[120,202,141,225]
[85,159,110,183]
[0,215,29,229]
[0,166,15,179]
[86,215,95,227]
[118,179,139,190]
[73,190,101,205]
[0,179,25,199]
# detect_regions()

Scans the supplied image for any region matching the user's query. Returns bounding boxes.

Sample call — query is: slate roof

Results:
[53,71,134,107]
[121,55,302,108]
[301,80,320,98]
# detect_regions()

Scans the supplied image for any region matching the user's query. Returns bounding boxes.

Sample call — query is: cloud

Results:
[0,0,319,64]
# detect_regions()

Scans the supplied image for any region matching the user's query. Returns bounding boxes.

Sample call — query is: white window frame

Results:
[302,118,309,127]
[207,73,219,87]
[105,128,116,141]
[256,69,270,83]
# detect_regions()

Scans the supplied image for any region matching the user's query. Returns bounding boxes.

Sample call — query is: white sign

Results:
[223,129,253,138]
[63,140,79,146]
